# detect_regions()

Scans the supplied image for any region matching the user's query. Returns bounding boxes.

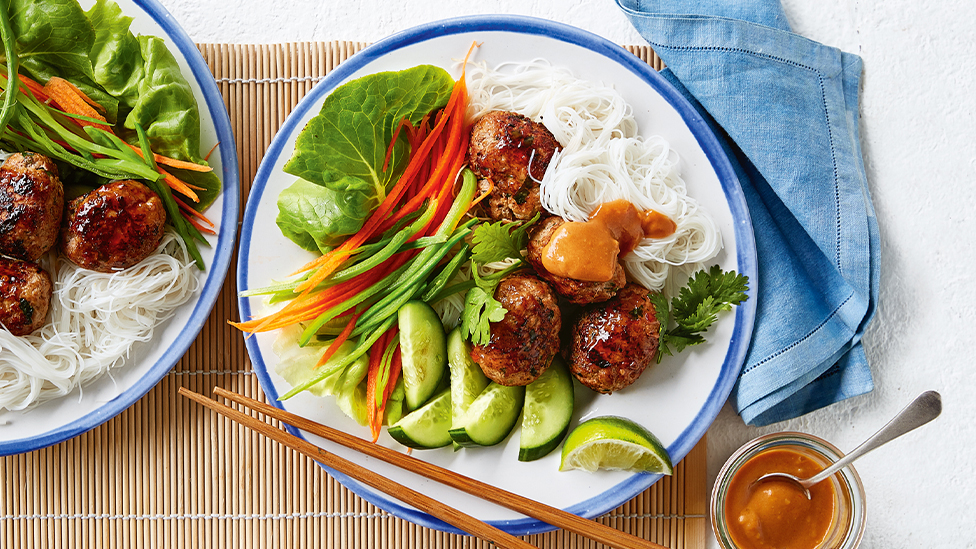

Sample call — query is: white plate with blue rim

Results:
[239,15,755,536]
[0,0,238,456]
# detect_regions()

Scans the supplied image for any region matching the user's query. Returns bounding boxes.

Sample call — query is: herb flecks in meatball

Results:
[0,152,64,262]
[0,258,53,336]
[526,215,626,304]
[468,111,560,221]
[569,283,661,394]
[61,180,167,273]
[471,273,561,386]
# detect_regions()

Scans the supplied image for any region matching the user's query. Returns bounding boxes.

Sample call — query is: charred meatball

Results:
[470,273,561,386]
[0,152,64,262]
[468,111,560,221]
[0,258,52,336]
[61,180,166,272]
[526,215,626,304]
[569,283,660,394]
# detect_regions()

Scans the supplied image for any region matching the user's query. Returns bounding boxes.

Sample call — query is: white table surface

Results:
[158,0,976,546]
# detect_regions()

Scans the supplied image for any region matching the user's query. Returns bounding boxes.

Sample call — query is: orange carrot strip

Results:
[16,73,49,102]
[204,142,220,161]
[469,177,493,210]
[184,213,217,236]
[42,77,111,131]
[158,167,201,202]
[126,143,213,172]
[174,194,215,228]
[383,118,412,172]
[365,330,393,442]
[314,309,363,369]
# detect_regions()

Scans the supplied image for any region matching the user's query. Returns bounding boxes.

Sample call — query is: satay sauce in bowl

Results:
[711,432,866,549]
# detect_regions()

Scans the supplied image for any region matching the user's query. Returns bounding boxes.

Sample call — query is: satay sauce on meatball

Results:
[569,283,661,394]
[61,180,167,273]
[0,152,64,262]
[470,273,561,386]
[527,215,626,305]
[0,258,53,336]
[468,111,560,221]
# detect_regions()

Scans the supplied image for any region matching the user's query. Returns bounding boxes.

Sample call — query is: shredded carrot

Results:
[204,142,220,161]
[174,194,215,228]
[184,213,217,235]
[470,178,493,210]
[126,143,213,172]
[43,77,111,132]
[157,167,200,202]
[314,310,363,369]
[383,117,412,172]
[234,44,479,337]
[15,73,49,102]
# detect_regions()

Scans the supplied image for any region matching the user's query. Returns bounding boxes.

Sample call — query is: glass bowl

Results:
[710,432,867,549]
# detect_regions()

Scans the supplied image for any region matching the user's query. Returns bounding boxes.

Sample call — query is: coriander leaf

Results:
[470,213,539,264]
[461,265,508,346]
[653,266,749,361]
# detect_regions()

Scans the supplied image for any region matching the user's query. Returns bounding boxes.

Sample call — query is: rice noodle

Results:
[0,233,199,412]
[466,59,722,290]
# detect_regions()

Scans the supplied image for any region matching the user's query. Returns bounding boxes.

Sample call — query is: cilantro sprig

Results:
[651,265,749,361]
[460,215,539,345]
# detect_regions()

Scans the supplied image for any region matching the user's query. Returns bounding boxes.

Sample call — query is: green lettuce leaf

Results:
[273,326,370,425]
[283,65,454,225]
[86,0,144,109]
[125,36,200,161]
[8,0,119,120]
[276,178,374,253]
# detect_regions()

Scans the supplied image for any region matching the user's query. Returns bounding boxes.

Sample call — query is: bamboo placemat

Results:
[0,42,707,549]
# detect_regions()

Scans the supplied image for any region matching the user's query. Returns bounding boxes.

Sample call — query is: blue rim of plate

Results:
[0,0,239,456]
[238,14,756,536]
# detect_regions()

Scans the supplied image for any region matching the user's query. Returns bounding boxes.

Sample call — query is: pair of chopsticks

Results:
[179,386,670,549]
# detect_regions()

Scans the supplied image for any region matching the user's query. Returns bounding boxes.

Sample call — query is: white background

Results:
[157,0,976,546]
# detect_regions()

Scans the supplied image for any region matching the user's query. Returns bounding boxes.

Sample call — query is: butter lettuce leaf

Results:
[276,178,374,253]
[273,326,370,426]
[8,0,120,120]
[283,65,454,220]
[86,0,144,109]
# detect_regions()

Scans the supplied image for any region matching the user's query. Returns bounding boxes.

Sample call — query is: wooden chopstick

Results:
[178,387,536,549]
[205,386,670,549]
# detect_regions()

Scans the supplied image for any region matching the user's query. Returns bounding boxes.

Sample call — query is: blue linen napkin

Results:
[617,0,880,425]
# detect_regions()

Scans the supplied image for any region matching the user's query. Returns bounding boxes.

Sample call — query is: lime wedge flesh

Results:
[559,416,673,474]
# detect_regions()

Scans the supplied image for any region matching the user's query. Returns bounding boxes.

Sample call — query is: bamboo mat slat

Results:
[0,42,703,549]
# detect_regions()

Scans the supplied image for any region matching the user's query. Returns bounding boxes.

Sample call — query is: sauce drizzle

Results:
[540,199,676,282]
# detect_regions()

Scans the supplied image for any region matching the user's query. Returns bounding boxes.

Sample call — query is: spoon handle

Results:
[804,391,942,486]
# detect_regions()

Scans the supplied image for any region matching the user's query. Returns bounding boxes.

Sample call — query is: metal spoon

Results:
[754,390,942,499]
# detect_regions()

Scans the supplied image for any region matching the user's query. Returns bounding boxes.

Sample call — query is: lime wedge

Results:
[559,416,673,474]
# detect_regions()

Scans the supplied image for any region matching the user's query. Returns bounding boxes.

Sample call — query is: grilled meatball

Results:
[468,111,560,221]
[0,152,64,262]
[61,180,166,272]
[0,258,52,336]
[470,273,561,386]
[526,215,626,304]
[569,283,660,394]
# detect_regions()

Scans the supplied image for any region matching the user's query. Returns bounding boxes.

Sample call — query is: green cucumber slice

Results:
[519,355,574,461]
[448,382,525,447]
[398,301,447,411]
[447,328,491,427]
[388,390,452,449]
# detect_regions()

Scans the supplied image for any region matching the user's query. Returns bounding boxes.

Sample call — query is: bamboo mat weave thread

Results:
[0,41,707,549]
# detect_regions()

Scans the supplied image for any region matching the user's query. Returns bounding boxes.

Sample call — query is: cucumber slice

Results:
[519,355,574,461]
[388,390,452,449]
[447,328,490,451]
[449,382,525,447]
[398,301,447,411]
[447,328,491,427]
